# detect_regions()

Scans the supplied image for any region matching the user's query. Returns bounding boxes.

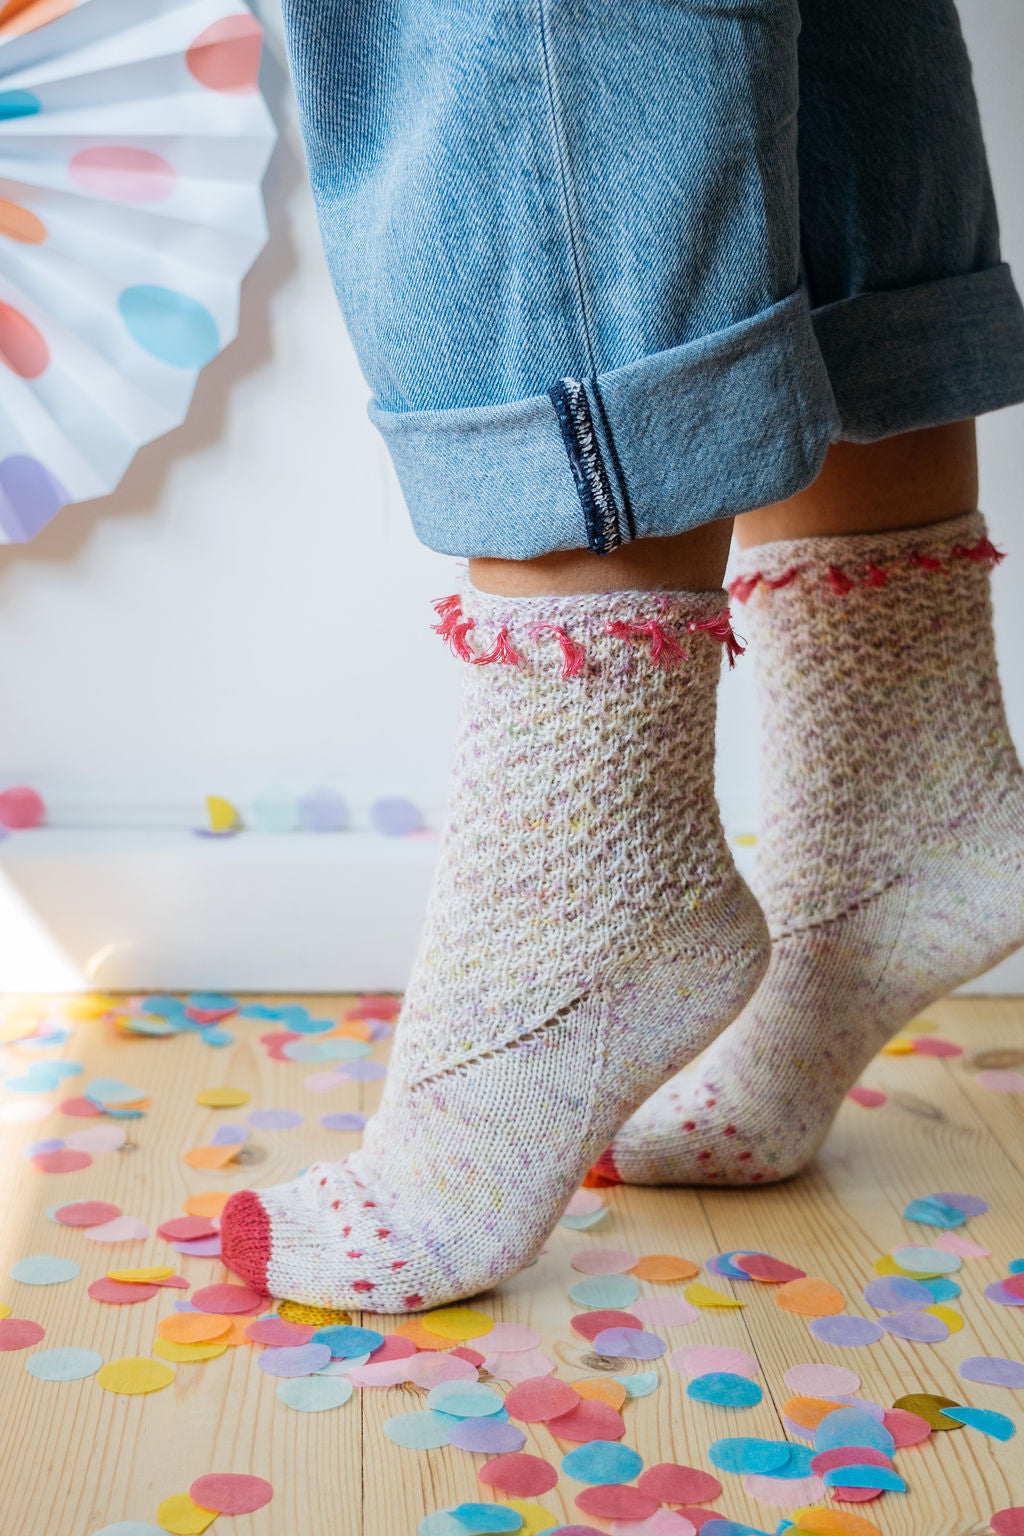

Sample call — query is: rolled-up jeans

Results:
[282,0,1024,558]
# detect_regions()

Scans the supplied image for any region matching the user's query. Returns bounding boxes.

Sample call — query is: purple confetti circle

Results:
[882,1310,949,1342]
[957,1355,1024,1388]
[809,1315,884,1347]
[863,1276,934,1311]
[320,1112,367,1132]
[247,1108,304,1131]
[932,1191,989,1216]
[591,1327,666,1360]
[447,1417,528,1453]
[256,1342,333,1377]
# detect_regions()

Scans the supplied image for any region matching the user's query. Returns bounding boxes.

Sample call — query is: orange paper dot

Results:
[0,200,46,244]
[183,1143,243,1169]
[393,1317,454,1351]
[630,1253,699,1282]
[571,1377,628,1410]
[157,1312,232,1344]
[774,1277,846,1317]
[183,1190,231,1218]
[0,301,48,378]
[783,1395,845,1430]
[0,0,75,39]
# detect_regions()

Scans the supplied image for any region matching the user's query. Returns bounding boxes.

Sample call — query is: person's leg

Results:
[602,414,1024,1187]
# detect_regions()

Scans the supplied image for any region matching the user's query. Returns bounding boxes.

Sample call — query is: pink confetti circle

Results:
[670,1344,759,1379]
[31,1148,92,1173]
[186,14,263,93]
[193,1282,266,1314]
[846,1085,887,1108]
[977,1069,1024,1093]
[912,1036,962,1057]
[190,1474,274,1515]
[54,1200,122,1227]
[783,1363,861,1396]
[87,1277,161,1305]
[68,147,177,203]
[82,1216,150,1244]
[0,1318,45,1351]
[571,1248,638,1276]
[0,784,44,826]
[478,1453,558,1497]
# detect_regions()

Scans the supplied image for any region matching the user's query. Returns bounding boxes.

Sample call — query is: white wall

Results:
[0,0,1021,992]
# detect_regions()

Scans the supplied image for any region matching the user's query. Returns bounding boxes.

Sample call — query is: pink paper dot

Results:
[912,1036,963,1057]
[977,1069,1024,1093]
[31,1148,91,1173]
[189,1474,273,1515]
[0,308,48,380]
[69,146,177,204]
[571,1248,638,1276]
[847,1085,887,1108]
[186,14,262,93]
[0,1318,45,1351]
[0,784,44,827]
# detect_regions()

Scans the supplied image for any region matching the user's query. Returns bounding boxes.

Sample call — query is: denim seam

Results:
[537,1,628,552]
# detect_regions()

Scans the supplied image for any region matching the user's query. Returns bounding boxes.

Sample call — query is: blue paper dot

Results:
[90,1526,168,1536]
[708,1438,792,1475]
[939,1405,1016,1440]
[426,1382,504,1418]
[814,1406,895,1455]
[10,1254,80,1286]
[450,1505,524,1534]
[118,285,219,369]
[921,1275,961,1302]
[385,1409,458,1448]
[560,1439,643,1485]
[26,1347,103,1381]
[277,1375,353,1411]
[568,1273,640,1309]
[0,91,40,119]
[686,1371,763,1408]
[312,1324,383,1358]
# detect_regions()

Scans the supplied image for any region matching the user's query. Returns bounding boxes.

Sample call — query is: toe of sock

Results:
[220,1189,272,1295]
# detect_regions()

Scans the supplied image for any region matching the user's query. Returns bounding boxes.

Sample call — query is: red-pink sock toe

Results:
[220,1189,272,1295]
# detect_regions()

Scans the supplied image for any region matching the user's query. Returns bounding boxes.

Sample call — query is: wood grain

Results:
[0,994,1022,1536]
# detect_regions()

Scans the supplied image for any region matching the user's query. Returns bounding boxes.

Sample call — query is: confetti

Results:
[569,1275,641,1309]
[478,1453,559,1497]
[0,1318,45,1350]
[195,1086,251,1107]
[157,1218,218,1242]
[939,1406,1015,1440]
[575,1486,659,1521]
[153,1338,228,1363]
[814,1408,894,1455]
[189,1473,274,1515]
[32,1149,93,1173]
[684,1283,745,1309]
[313,1323,384,1357]
[615,1372,659,1399]
[958,1354,1024,1388]
[890,1245,960,1275]
[572,1249,638,1276]
[881,1409,932,1447]
[773,1278,845,1316]
[631,1296,699,1327]
[54,1201,122,1227]
[807,1316,883,1347]
[108,1267,175,1283]
[862,1275,933,1310]
[474,1322,539,1351]
[733,1253,806,1283]
[637,1464,722,1504]
[686,1373,763,1409]
[505,1377,581,1422]
[846,1087,886,1108]
[192,1283,264,1314]
[427,1381,505,1418]
[572,1378,628,1409]
[9,1254,79,1285]
[991,1511,1024,1536]
[244,1317,315,1346]
[385,1410,458,1448]
[154,1495,216,1535]
[95,1356,175,1395]
[592,1328,666,1361]
[83,1218,151,1244]
[891,1393,963,1430]
[88,1278,161,1305]
[707,1440,798,1476]
[157,1313,231,1344]
[976,1070,1024,1092]
[880,1309,949,1342]
[562,1441,644,1485]
[630,1253,699,1282]
[791,1510,883,1536]
[182,1144,243,1169]
[421,1306,494,1341]
[673,1346,759,1380]
[449,1419,528,1453]
[742,1472,825,1508]
[256,1342,332,1377]
[571,1310,642,1341]
[449,1504,524,1534]
[320,1112,368,1131]
[182,1192,231,1218]
[547,1400,627,1442]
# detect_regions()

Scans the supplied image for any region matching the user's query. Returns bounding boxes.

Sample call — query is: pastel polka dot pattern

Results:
[69,147,177,203]
[186,14,263,93]
[0,0,274,544]
[118,286,220,369]
[0,200,48,243]
[0,303,49,378]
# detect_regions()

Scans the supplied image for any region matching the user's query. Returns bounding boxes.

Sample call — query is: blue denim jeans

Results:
[283,0,1024,559]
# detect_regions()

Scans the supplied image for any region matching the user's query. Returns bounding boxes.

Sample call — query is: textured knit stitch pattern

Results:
[220,581,769,1310]
[605,510,1024,1188]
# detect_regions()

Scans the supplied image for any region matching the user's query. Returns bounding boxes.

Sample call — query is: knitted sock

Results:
[602,510,1024,1187]
[221,582,768,1310]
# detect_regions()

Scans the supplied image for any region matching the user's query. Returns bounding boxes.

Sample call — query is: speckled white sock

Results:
[221,581,768,1311]
[602,511,1024,1188]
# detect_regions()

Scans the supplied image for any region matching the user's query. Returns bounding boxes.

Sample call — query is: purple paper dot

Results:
[342,1060,387,1082]
[984,1280,1024,1307]
[369,797,423,836]
[365,1020,393,1042]
[448,1417,527,1453]
[247,1108,304,1131]
[809,1315,884,1347]
[22,1138,65,1159]
[958,1355,1024,1388]
[320,1113,367,1132]
[863,1276,934,1311]
[211,1123,249,1146]
[932,1191,989,1216]
[256,1342,333,1377]
[299,787,349,832]
[592,1327,666,1360]
[0,455,69,542]
[881,1310,949,1342]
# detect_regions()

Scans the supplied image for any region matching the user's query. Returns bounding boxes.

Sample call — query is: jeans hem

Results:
[812,261,1024,443]
[368,286,840,559]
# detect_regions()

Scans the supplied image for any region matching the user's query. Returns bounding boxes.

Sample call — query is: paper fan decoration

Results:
[0,0,275,541]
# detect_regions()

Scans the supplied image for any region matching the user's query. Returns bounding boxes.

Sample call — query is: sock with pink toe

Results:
[220,580,768,1311]
[602,509,1024,1187]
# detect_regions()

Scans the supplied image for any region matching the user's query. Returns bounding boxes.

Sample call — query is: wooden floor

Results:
[1,994,1023,1536]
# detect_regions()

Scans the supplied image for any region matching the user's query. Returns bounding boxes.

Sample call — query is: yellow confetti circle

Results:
[0,1302,10,1321]
[155,1493,217,1535]
[153,1338,229,1364]
[684,1281,745,1309]
[926,1303,964,1334]
[108,1266,174,1284]
[881,1036,915,1055]
[95,1356,176,1395]
[419,1306,494,1341]
[195,1086,251,1108]
[277,1299,351,1327]
[506,1501,557,1536]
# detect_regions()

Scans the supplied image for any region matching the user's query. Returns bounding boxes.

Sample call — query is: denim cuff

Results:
[811,261,1024,443]
[368,286,839,559]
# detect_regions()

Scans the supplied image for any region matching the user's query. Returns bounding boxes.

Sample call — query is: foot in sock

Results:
[601,509,1024,1188]
[220,582,768,1310]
